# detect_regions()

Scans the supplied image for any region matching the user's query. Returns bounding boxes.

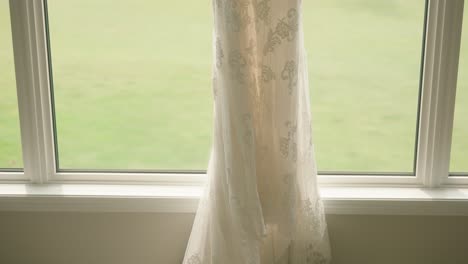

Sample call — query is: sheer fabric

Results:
[183,0,331,263]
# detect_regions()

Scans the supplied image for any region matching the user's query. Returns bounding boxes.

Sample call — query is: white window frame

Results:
[1,0,468,215]
[420,0,467,188]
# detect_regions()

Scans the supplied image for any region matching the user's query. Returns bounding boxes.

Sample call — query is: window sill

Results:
[1,184,468,215]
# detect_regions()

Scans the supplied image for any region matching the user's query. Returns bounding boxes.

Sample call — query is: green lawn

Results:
[0,2,22,169]
[1,0,466,172]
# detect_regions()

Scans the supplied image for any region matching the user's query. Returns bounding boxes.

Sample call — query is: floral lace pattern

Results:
[264,8,299,55]
[183,0,331,263]
[261,65,275,82]
[281,60,298,95]
[216,38,224,68]
[280,121,297,162]
[254,0,271,23]
[228,50,248,83]
[226,0,252,32]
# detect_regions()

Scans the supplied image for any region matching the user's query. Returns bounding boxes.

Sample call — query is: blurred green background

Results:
[0,0,466,173]
[0,0,22,169]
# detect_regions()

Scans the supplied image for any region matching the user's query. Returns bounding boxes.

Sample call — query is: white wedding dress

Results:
[183,0,331,263]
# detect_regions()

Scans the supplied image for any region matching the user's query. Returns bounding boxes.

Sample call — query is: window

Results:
[0,1,23,171]
[450,7,467,175]
[1,0,467,187]
[46,0,213,171]
[304,0,426,174]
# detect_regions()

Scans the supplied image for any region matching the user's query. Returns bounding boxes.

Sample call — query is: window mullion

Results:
[9,0,56,184]
[416,0,464,188]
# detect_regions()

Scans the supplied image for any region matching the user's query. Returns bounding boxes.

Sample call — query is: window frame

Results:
[421,0,467,187]
[2,0,467,188]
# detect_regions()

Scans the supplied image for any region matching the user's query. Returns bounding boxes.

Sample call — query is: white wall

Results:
[1,212,467,264]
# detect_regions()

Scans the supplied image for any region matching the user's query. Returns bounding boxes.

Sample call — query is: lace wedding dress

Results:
[183,0,331,263]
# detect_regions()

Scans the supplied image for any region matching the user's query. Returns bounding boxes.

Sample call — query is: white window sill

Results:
[1,184,468,215]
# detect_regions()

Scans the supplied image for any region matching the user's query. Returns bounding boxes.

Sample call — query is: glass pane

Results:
[304,0,426,173]
[47,0,212,170]
[0,2,23,170]
[450,9,467,174]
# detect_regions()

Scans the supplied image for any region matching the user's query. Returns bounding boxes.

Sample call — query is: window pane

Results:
[47,0,212,170]
[304,0,426,173]
[450,8,467,174]
[0,2,23,170]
